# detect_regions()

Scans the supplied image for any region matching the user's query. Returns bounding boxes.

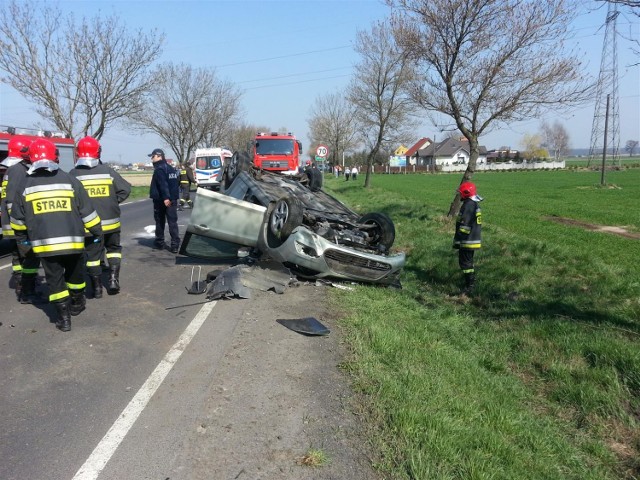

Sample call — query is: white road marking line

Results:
[72,300,217,480]
[0,263,12,271]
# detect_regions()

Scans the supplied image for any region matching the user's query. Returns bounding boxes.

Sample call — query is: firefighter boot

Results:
[90,275,103,299]
[11,272,23,302]
[19,274,44,304]
[107,265,120,295]
[69,291,86,316]
[462,272,476,295]
[54,300,72,332]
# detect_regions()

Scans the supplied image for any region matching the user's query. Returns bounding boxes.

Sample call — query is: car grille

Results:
[324,248,392,280]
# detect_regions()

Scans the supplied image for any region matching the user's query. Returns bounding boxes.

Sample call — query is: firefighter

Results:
[70,136,131,297]
[10,138,103,332]
[178,160,196,210]
[452,181,483,295]
[0,135,42,304]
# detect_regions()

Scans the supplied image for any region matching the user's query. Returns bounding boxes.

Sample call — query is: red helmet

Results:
[305,160,311,166]
[458,181,477,199]
[7,135,31,159]
[29,138,58,163]
[76,136,101,159]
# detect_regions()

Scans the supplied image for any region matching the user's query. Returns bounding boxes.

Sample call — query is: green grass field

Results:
[323,169,639,479]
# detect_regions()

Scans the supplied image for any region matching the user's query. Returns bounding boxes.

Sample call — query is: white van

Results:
[193,147,232,190]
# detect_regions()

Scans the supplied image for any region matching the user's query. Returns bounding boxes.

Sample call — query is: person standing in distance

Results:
[452,181,483,295]
[70,136,131,297]
[10,138,103,332]
[351,165,358,181]
[149,148,180,253]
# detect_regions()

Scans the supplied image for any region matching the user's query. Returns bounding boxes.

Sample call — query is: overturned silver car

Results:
[180,165,405,286]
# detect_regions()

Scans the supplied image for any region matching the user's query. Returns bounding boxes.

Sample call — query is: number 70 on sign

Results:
[316,145,329,158]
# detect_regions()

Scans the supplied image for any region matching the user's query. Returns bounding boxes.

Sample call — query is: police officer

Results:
[148,148,180,253]
[10,138,103,332]
[452,181,483,295]
[0,135,42,303]
[70,136,131,297]
[178,160,196,210]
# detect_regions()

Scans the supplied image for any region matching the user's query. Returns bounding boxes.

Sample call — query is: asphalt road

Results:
[0,201,236,480]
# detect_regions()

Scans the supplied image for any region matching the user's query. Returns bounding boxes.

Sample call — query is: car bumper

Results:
[264,226,405,285]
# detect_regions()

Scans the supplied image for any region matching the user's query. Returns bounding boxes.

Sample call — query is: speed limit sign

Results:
[316,145,329,158]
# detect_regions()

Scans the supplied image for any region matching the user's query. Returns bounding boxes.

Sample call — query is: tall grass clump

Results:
[325,169,640,479]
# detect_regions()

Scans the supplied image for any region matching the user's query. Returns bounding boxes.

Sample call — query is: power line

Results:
[213,45,352,68]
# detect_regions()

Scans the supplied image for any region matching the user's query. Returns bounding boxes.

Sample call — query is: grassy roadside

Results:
[127,186,149,200]
[324,170,639,479]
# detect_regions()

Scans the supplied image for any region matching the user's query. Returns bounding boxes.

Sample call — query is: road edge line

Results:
[72,300,217,480]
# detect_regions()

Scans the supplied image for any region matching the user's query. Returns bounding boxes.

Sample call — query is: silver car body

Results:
[183,170,405,285]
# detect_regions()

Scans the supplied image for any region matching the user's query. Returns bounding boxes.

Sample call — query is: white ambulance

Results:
[192,147,232,190]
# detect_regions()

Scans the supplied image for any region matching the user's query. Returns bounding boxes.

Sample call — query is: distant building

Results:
[417,137,487,169]
[404,137,432,166]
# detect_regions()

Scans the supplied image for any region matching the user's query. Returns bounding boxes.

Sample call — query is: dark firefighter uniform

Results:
[70,162,131,296]
[1,159,42,303]
[178,162,196,210]
[453,185,482,294]
[11,140,102,332]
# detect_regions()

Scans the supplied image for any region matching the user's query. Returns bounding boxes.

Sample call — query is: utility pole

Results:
[601,94,610,186]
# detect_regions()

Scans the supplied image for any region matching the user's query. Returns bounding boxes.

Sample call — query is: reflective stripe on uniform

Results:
[50,289,70,302]
[106,252,122,259]
[33,242,85,254]
[83,211,101,229]
[101,217,121,231]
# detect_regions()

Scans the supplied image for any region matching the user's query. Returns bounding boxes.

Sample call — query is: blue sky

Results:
[0,0,638,163]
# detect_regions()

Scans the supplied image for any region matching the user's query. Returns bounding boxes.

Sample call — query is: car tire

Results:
[268,196,303,245]
[358,212,395,250]
[224,151,251,189]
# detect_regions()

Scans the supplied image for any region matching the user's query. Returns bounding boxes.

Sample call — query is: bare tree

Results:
[307,92,359,168]
[540,121,571,160]
[227,123,270,153]
[347,21,419,188]
[0,0,163,139]
[625,139,639,156]
[131,63,243,164]
[389,0,593,215]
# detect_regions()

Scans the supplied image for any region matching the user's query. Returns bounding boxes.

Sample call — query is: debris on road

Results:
[276,317,330,336]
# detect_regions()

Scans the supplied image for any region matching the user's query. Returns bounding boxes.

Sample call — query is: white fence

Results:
[440,160,565,172]
[378,160,566,174]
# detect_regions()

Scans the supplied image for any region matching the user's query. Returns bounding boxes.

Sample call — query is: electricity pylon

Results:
[588,2,620,167]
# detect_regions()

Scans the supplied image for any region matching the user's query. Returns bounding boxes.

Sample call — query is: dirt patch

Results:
[171,283,382,479]
[121,173,152,187]
[545,216,640,240]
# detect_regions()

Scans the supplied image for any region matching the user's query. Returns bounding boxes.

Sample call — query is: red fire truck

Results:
[250,132,302,175]
[0,126,76,171]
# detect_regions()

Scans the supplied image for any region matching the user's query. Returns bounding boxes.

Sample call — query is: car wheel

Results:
[269,196,303,244]
[358,212,395,250]
[224,152,251,189]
